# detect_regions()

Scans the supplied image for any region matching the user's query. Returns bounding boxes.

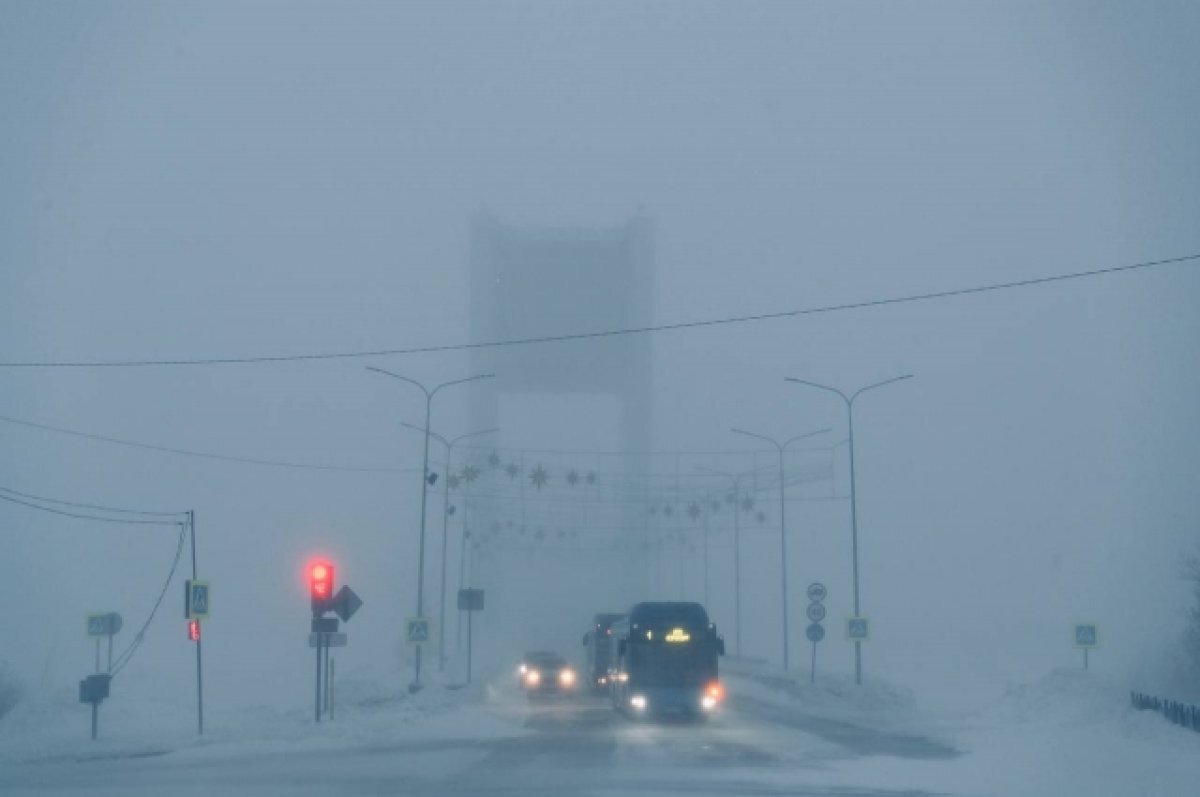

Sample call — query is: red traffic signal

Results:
[187,619,201,642]
[310,561,335,612]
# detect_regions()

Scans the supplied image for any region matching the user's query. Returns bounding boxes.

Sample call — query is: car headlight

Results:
[524,669,541,686]
[630,694,647,710]
[559,669,576,687]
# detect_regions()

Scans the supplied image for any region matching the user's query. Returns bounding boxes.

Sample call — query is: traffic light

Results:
[310,561,335,613]
[187,619,201,641]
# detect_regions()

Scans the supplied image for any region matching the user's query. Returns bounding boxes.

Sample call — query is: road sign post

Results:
[805,583,826,684]
[83,612,122,740]
[457,588,484,684]
[1074,623,1098,670]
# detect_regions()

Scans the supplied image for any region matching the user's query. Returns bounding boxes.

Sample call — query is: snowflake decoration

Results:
[530,465,549,490]
[447,474,462,491]
[566,469,580,487]
[488,452,501,469]
[461,464,480,484]
[505,462,519,480]
[687,503,701,521]
[585,471,596,485]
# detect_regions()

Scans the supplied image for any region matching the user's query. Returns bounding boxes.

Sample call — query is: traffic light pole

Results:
[314,633,323,723]
[189,510,204,736]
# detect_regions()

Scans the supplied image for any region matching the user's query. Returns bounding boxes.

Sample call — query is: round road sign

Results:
[805,623,826,643]
[807,583,827,602]
[806,602,827,623]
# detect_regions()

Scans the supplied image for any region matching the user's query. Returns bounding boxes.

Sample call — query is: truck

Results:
[582,613,625,692]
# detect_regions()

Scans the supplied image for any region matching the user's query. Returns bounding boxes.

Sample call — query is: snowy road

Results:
[0,687,962,797]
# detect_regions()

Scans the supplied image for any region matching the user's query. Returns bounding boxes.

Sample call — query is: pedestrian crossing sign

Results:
[406,617,431,645]
[185,580,210,619]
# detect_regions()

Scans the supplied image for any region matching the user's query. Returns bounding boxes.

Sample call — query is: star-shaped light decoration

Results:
[461,464,480,484]
[530,465,549,490]
[447,474,462,491]
[585,471,596,485]
[487,452,501,469]
[505,462,519,480]
[566,469,580,487]
[687,503,701,521]
[741,495,754,513]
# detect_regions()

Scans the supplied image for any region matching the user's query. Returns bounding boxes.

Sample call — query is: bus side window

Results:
[618,639,627,657]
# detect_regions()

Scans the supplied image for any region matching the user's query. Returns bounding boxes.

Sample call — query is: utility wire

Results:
[0,252,1194,368]
[0,484,185,517]
[0,492,185,526]
[0,414,419,474]
[111,522,188,676]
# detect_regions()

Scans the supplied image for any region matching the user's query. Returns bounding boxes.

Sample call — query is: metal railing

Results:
[1131,691,1200,733]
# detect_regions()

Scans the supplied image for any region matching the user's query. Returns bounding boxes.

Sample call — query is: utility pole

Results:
[367,368,494,691]
[784,375,911,685]
[731,427,829,671]
[188,510,203,735]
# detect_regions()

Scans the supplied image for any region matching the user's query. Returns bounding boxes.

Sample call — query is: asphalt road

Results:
[0,686,961,797]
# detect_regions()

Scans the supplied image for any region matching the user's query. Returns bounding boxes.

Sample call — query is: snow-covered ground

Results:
[1,658,1197,796]
[727,660,1200,796]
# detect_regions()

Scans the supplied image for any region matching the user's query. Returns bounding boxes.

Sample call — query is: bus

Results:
[582,613,625,692]
[609,601,725,718]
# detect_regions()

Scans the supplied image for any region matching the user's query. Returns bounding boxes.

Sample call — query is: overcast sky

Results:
[2,1,1198,708]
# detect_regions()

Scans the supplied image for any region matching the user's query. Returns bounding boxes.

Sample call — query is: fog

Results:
[2,0,1198,730]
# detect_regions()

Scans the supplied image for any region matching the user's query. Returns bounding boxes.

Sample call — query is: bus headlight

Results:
[701,695,718,711]
[559,669,576,687]
[630,694,647,711]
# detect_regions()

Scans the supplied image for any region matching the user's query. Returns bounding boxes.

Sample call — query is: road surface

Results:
[0,683,960,796]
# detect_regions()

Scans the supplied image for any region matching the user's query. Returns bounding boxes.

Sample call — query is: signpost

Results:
[805,583,826,684]
[1074,623,1098,670]
[457,588,484,684]
[81,612,122,740]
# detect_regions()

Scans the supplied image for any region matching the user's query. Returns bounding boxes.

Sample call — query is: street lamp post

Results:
[784,374,911,685]
[398,422,498,673]
[731,426,830,671]
[367,367,494,690]
[695,464,774,659]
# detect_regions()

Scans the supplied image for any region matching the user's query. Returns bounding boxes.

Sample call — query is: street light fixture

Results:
[367,366,494,690]
[730,426,830,671]
[784,374,912,685]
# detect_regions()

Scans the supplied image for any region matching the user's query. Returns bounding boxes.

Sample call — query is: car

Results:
[517,651,578,698]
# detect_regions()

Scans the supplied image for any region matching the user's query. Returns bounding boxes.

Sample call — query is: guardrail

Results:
[1131,691,1200,733]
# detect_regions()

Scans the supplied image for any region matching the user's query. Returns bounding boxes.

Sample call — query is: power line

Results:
[0,414,419,474]
[1,252,1194,368]
[0,492,185,526]
[112,522,187,676]
[0,484,185,518]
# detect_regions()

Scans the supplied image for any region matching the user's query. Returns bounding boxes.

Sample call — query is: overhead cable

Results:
[0,252,1194,368]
